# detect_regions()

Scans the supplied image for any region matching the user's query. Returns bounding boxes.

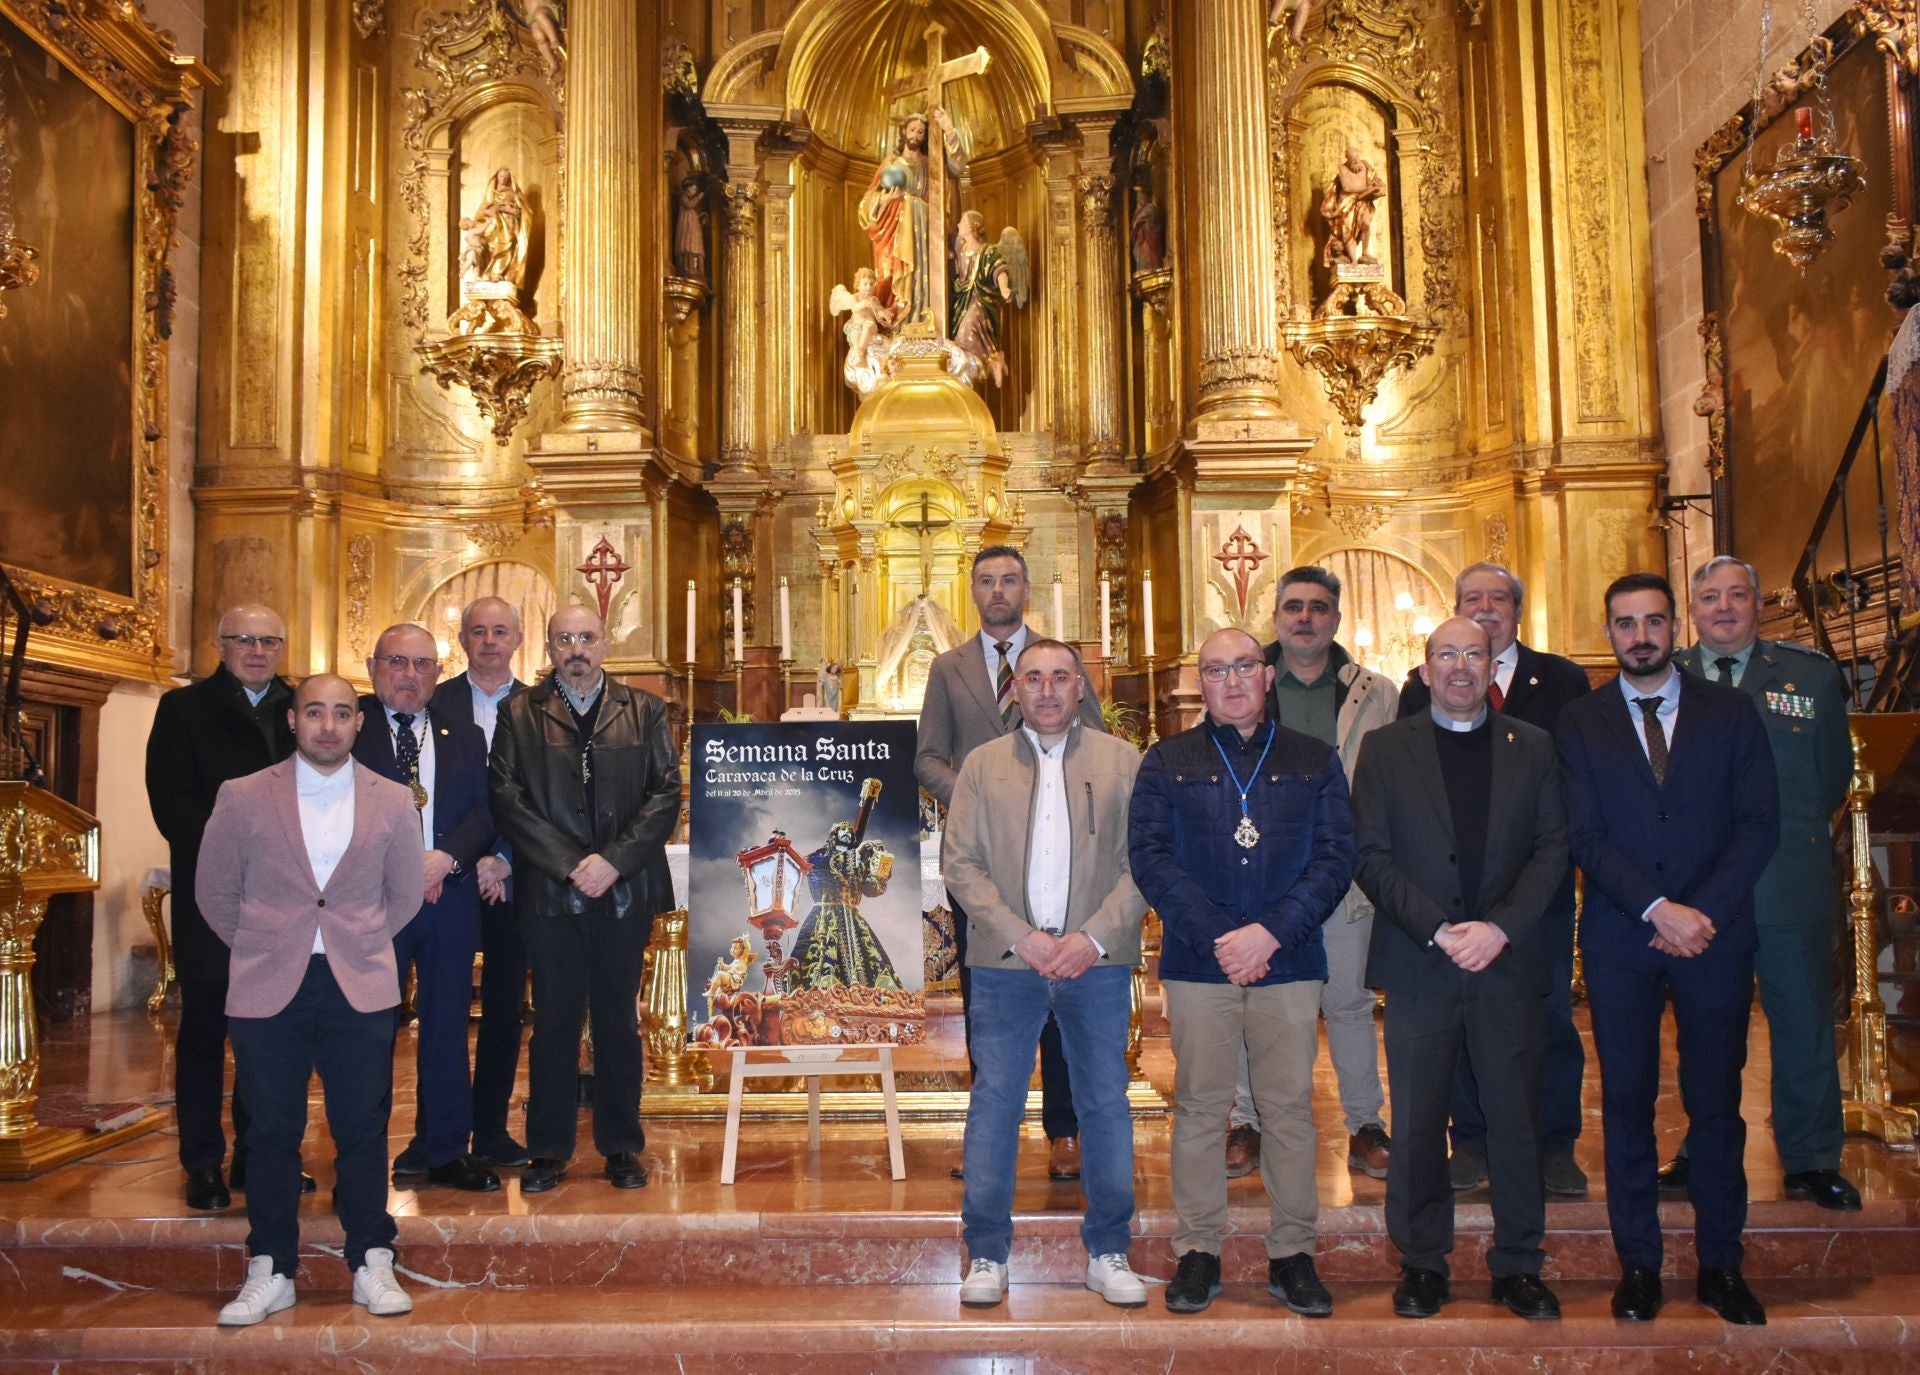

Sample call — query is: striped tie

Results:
[995,640,1020,730]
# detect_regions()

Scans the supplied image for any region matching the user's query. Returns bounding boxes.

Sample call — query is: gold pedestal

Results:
[1840,734,1919,1147]
[141,883,175,1015]
[644,908,714,1093]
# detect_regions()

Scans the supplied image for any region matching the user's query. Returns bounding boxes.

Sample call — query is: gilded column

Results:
[1180,0,1283,420]
[719,180,762,473]
[559,0,647,430]
[1079,172,1126,468]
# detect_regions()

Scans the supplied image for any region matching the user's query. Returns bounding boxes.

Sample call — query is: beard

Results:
[1615,642,1673,677]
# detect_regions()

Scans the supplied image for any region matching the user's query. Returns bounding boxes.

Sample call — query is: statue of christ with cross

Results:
[858,23,990,334]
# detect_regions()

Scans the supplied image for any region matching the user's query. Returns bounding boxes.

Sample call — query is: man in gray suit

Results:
[1353,617,1568,1322]
[915,545,1103,1180]
[1658,555,1859,1211]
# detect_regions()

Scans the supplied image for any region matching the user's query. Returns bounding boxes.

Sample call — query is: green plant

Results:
[1100,698,1144,748]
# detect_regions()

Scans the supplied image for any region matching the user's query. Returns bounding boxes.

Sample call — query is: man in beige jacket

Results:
[943,639,1149,1310]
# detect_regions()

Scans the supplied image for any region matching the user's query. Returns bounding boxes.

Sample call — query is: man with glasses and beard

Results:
[1556,574,1779,1326]
[488,605,679,1194]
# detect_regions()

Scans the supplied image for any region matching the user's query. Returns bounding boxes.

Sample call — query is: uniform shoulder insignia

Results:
[1772,640,1824,659]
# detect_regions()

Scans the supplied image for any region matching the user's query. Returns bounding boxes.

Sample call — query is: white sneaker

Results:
[217,1254,295,1326]
[959,1257,1009,1307]
[351,1247,413,1316]
[1085,1252,1149,1307]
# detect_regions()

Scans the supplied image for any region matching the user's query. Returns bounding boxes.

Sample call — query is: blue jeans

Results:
[961,963,1135,1264]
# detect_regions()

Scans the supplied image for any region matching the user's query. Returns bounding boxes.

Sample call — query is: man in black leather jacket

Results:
[488,605,680,1193]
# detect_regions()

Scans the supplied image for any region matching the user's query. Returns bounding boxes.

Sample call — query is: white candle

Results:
[1142,572,1155,660]
[685,580,696,665]
[732,579,745,664]
[778,577,792,660]
[1052,576,1065,642]
[1099,578,1112,660]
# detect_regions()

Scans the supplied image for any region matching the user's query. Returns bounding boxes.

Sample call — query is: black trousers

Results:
[175,975,250,1174]
[229,957,397,1275]
[1449,904,1584,1154]
[951,895,1078,1142]
[471,897,529,1148]
[522,908,650,1161]
[1385,985,1546,1279]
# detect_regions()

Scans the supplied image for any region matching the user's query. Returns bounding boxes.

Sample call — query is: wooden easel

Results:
[719,1044,905,1184]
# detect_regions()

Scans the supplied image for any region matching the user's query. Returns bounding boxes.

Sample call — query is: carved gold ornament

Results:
[1855,1,1920,77]
[0,39,38,321]
[415,331,563,445]
[1283,283,1439,434]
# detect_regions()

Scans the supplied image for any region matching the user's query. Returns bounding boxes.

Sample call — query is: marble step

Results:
[1,1279,1915,1373]
[5,1196,1918,1300]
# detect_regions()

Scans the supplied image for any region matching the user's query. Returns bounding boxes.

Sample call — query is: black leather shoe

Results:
[1164,1250,1221,1314]
[475,1136,531,1170]
[1783,1169,1862,1212]
[1268,1253,1332,1316]
[1611,1265,1663,1321]
[1491,1273,1561,1319]
[1697,1268,1766,1325]
[426,1154,501,1193]
[520,1157,566,1194]
[390,1148,430,1177]
[224,1162,316,1196]
[1655,1154,1691,1199]
[604,1151,648,1189]
[184,1167,231,1211]
[1392,1267,1449,1319]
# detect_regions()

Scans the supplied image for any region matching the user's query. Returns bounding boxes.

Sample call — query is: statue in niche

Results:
[873,593,963,713]
[950,211,1028,389]
[502,0,567,80]
[829,267,901,397]
[1319,145,1387,269]
[448,167,539,335]
[816,660,844,715]
[673,177,709,283]
[1269,0,1312,43]
[1130,191,1167,273]
[858,109,969,325]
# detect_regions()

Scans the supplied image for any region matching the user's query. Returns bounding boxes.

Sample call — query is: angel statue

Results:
[500,0,567,80]
[829,267,900,397]
[951,211,1028,389]
[1269,0,1311,43]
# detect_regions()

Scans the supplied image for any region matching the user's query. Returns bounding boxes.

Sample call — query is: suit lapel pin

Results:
[1528,676,1538,686]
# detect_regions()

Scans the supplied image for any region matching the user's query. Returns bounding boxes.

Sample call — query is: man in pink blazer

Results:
[196,674,426,1327]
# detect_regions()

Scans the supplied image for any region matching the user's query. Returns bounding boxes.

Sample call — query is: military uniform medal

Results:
[1212,725,1276,851]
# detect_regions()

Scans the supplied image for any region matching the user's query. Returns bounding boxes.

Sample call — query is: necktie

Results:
[1714,656,1738,686]
[393,712,421,785]
[1635,696,1669,788]
[995,641,1020,729]
[1487,678,1505,711]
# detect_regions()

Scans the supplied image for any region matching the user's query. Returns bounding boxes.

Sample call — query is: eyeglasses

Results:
[1199,659,1265,683]
[1017,670,1078,689]
[554,631,601,648]
[221,634,285,651]
[375,655,440,674]
[1429,648,1489,667]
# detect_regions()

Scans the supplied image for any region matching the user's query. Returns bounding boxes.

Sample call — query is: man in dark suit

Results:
[428,595,528,1167]
[353,623,499,1192]
[1557,573,1779,1326]
[914,545,1103,1181]
[1356,616,1568,1322]
[1658,556,1859,1210]
[1397,563,1592,1196]
[144,603,305,1211]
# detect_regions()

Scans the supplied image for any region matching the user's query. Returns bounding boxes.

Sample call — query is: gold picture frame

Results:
[0,2,212,682]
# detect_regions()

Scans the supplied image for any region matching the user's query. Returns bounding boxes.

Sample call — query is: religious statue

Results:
[503,0,567,80]
[789,792,902,992]
[1319,145,1386,269]
[816,660,844,713]
[692,935,762,1048]
[1130,193,1167,274]
[1270,0,1312,43]
[858,109,969,325]
[672,178,709,283]
[872,592,963,713]
[828,267,900,397]
[447,167,539,335]
[950,211,1028,389]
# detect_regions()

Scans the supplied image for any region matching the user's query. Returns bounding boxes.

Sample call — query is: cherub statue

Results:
[693,935,760,1047]
[829,267,899,397]
[1269,0,1311,43]
[708,935,753,999]
[950,211,1029,389]
[505,0,567,80]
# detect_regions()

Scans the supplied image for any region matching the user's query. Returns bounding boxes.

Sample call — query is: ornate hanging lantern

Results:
[736,830,812,997]
[0,43,42,320]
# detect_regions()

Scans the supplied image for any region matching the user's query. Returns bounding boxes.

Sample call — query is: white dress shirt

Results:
[295,755,357,953]
[1619,668,1683,921]
[468,677,516,749]
[980,625,1030,696]
[386,706,437,848]
[1022,727,1071,935]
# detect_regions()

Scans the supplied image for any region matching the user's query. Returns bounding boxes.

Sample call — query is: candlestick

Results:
[778,576,792,660]
[1100,577,1112,661]
[685,580,696,666]
[1142,572,1155,661]
[1052,576,1065,641]
[731,579,745,664]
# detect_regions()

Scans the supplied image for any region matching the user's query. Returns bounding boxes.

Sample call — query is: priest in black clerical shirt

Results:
[1350,617,1570,1323]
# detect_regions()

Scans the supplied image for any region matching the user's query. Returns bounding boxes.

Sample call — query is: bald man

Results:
[488,605,679,1192]
[197,675,424,1325]
[1353,618,1568,1321]
[146,604,302,1211]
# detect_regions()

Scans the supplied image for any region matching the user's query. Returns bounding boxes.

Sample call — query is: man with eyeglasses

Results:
[146,603,308,1212]
[352,623,499,1193]
[1131,627,1354,1318]
[1395,563,1593,1198]
[1235,567,1396,1184]
[943,639,1149,1309]
[488,604,679,1193]
[915,545,1103,1181]
[1353,617,1568,1321]
[429,596,532,1168]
